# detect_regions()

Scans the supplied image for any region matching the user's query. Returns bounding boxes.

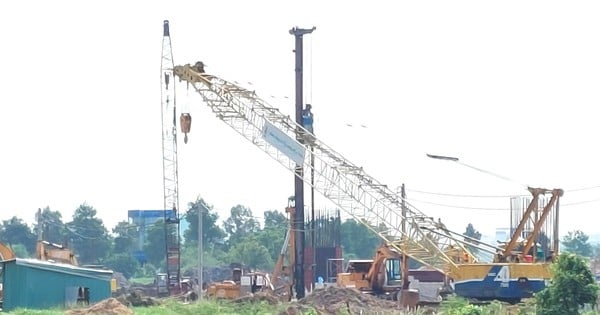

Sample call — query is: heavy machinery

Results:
[337,244,446,305]
[206,266,275,299]
[36,240,78,265]
[165,21,560,304]
[160,20,183,297]
[269,197,296,300]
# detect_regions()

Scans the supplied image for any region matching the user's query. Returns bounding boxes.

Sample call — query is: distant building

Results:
[127,210,176,264]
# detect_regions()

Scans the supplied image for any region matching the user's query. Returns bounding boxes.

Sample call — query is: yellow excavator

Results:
[36,240,78,265]
[337,244,443,308]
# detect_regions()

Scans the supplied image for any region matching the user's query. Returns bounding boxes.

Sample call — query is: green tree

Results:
[112,221,137,254]
[144,219,166,268]
[535,253,599,314]
[255,210,288,262]
[340,219,381,259]
[223,205,260,246]
[103,253,140,279]
[67,203,112,264]
[183,197,226,248]
[0,216,36,254]
[562,230,593,257]
[263,210,288,229]
[227,238,272,270]
[33,207,68,246]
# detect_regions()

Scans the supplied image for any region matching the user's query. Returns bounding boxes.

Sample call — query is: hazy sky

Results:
[1,1,599,239]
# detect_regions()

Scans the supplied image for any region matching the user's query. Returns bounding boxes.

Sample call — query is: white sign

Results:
[262,119,306,165]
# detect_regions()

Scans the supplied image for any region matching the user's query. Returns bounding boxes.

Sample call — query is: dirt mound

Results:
[66,298,133,315]
[233,292,281,305]
[115,290,161,307]
[289,286,403,315]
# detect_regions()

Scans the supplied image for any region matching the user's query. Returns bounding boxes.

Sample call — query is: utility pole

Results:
[289,25,315,299]
[400,184,409,289]
[198,204,204,301]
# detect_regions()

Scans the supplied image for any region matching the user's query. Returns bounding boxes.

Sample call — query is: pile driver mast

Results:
[160,20,181,294]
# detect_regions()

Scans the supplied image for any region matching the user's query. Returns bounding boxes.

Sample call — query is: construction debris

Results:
[65,298,133,315]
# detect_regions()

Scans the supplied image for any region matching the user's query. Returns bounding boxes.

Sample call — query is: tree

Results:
[256,210,288,262]
[112,221,137,254]
[227,238,273,270]
[144,219,166,268]
[561,230,593,257]
[340,219,381,259]
[103,253,140,279]
[535,253,599,314]
[463,223,482,255]
[223,205,260,246]
[67,203,112,264]
[33,207,68,246]
[0,216,36,254]
[263,210,288,230]
[183,197,226,248]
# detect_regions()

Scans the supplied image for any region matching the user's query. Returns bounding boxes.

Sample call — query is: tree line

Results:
[2,198,597,281]
[0,197,384,279]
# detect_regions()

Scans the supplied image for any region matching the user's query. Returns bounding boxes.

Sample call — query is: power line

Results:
[406,189,518,198]
[408,195,600,211]
[406,184,600,199]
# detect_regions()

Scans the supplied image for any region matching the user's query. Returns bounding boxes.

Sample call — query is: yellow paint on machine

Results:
[451,263,552,282]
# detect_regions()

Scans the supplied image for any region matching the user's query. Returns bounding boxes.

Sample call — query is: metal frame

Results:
[173,63,475,277]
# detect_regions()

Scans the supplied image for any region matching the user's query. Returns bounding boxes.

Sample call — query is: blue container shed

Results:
[1,258,113,311]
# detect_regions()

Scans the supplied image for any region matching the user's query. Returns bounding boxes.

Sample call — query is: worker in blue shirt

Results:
[302,104,314,134]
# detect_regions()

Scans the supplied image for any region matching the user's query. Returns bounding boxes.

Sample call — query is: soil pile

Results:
[115,290,161,307]
[232,292,281,305]
[66,298,133,315]
[288,286,404,315]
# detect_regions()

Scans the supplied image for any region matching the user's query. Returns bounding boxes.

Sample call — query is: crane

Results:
[160,20,182,295]
[168,29,557,302]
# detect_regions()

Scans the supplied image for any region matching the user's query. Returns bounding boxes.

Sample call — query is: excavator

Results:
[337,244,447,306]
[36,240,78,265]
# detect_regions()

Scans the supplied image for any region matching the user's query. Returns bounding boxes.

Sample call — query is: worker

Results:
[302,104,314,134]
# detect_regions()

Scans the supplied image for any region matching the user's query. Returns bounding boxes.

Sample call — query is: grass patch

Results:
[132,298,284,315]
[129,277,155,285]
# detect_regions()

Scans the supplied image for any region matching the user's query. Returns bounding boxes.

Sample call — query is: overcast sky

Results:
[1,1,599,239]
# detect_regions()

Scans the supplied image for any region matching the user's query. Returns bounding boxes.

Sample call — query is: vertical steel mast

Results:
[160,20,181,294]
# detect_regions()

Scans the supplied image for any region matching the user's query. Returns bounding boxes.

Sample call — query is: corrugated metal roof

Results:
[2,258,113,279]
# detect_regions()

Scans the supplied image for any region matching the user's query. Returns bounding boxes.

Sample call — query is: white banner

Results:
[262,119,306,165]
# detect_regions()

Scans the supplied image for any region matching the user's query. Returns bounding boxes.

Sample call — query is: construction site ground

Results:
[62,286,430,315]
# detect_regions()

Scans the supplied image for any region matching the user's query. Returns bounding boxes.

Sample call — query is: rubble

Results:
[66,298,133,315]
